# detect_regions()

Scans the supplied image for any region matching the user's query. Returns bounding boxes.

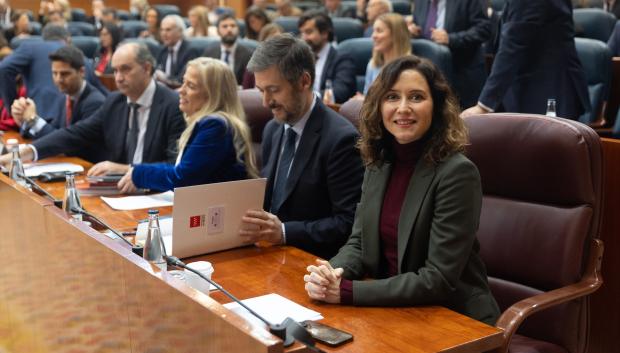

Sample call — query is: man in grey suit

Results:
[202,13,253,85]
[0,43,186,177]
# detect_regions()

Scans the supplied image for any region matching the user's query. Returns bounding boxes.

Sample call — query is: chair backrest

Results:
[490,0,506,11]
[275,16,301,35]
[68,21,96,36]
[237,19,247,38]
[392,0,412,15]
[411,38,453,83]
[573,8,617,42]
[332,17,363,43]
[292,1,320,11]
[120,37,162,58]
[574,37,612,124]
[153,4,181,18]
[117,10,131,21]
[10,35,43,49]
[339,97,363,130]
[337,37,373,93]
[120,20,149,38]
[238,38,259,53]
[464,113,602,353]
[72,36,100,59]
[71,8,87,22]
[186,37,221,53]
[238,89,272,168]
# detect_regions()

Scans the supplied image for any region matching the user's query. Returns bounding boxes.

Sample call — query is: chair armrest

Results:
[492,238,604,353]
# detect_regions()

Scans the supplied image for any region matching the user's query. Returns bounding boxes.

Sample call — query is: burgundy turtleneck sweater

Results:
[340,140,424,304]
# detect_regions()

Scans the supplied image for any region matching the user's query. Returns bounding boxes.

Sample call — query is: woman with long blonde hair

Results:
[185,5,217,37]
[363,13,411,94]
[118,57,258,192]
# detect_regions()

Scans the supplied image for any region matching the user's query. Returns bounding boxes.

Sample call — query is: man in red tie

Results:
[10,45,105,139]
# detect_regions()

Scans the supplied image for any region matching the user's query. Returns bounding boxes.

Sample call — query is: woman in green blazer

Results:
[304,55,499,325]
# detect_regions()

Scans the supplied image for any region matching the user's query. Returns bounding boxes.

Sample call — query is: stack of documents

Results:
[101,191,174,210]
[223,293,323,327]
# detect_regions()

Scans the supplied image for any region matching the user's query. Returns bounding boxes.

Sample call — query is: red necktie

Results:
[66,96,73,127]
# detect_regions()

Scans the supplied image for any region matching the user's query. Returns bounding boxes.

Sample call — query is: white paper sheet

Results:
[24,162,84,177]
[101,191,174,210]
[223,293,323,328]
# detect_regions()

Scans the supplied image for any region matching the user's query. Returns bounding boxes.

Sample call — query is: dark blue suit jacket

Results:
[32,83,186,164]
[320,46,357,103]
[22,82,105,139]
[261,99,364,259]
[131,116,248,191]
[0,41,108,123]
[478,0,591,119]
[155,40,201,83]
[414,0,491,107]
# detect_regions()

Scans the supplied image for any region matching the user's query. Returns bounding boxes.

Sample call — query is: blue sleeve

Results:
[131,117,234,191]
[0,45,31,108]
[363,61,374,95]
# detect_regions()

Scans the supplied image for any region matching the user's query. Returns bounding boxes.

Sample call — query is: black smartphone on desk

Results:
[301,320,353,347]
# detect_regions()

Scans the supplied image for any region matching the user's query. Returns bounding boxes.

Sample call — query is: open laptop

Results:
[138,178,266,258]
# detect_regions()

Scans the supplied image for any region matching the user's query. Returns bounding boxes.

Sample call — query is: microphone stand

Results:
[164,255,324,352]
[71,206,144,256]
[22,175,63,208]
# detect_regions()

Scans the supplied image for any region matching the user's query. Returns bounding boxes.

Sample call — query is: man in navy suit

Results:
[11,45,105,140]
[299,10,357,103]
[0,43,186,177]
[240,34,364,259]
[154,14,201,87]
[0,24,108,125]
[410,0,491,108]
[461,0,590,120]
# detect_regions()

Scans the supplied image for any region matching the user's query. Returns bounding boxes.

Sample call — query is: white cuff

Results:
[26,144,38,161]
[28,116,47,136]
[281,223,286,245]
[477,101,494,113]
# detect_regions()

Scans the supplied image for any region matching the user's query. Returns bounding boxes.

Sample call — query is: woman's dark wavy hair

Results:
[358,55,467,167]
[99,21,124,53]
[244,6,271,40]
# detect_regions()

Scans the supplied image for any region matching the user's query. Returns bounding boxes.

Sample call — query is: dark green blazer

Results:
[330,152,500,325]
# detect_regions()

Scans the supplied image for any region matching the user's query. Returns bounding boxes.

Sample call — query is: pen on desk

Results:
[122,231,136,236]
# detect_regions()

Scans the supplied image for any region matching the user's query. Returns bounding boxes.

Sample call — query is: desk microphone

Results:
[22,174,63,208]
[70,206,144,256]
[164,255,324,352]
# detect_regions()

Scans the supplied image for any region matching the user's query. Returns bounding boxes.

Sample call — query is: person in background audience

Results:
[88,0,106,30]
[203,13,253,85]
[11,45,105,139]
[604,0,620,18]
[363,0,391,37]
[0,42,186,175]
[185,5,217,38]
[94,21,123,75]
[118,57,258,193]
[258,22,283,41]
[3,10,31,42]
[0,31,10,59]
[130,0,149,20]
[155,14,201,87]
[275,0,302,17]
[245,6,271,41]
[240,34,364,260]
[54,0,72,21]
[140,6,162,43]
[304,55,500,326]
[461,0,590,120]
[38,0,55,24]
[364,13,411,94]
[0,24,108,128]
[204,0,234,25]
[320,0,356,18]
[299,10,356,103]
[100,8,119,25]
[47,10,83,36]
[410,0,491,108]
[0,0,12,29]
[609,21,620,56]
[251,0,277,19]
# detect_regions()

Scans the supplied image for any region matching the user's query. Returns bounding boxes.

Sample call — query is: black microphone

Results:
[164,255,324,352]
[71,206,144,256]
[22,174,63,208]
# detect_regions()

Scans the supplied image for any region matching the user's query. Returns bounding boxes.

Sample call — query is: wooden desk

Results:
[0,136,504,352]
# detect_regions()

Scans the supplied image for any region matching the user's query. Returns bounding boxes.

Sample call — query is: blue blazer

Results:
[261,99,364,259]
[155,40,202,83]
[478,0,591,119]
[23,82,105,139]
[131,116,248,191]
[0,41,108,122]
[320,46,357,103]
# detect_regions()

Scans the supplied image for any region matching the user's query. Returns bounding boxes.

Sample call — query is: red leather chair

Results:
[464,114,604,353]
[238,89,272,169]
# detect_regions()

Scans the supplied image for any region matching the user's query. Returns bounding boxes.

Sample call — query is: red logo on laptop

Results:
[189,215,205,228]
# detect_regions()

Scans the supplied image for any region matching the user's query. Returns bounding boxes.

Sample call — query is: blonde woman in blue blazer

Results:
[304,55,499,325]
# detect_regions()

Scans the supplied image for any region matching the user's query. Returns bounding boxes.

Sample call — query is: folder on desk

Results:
[167,178,266,258]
